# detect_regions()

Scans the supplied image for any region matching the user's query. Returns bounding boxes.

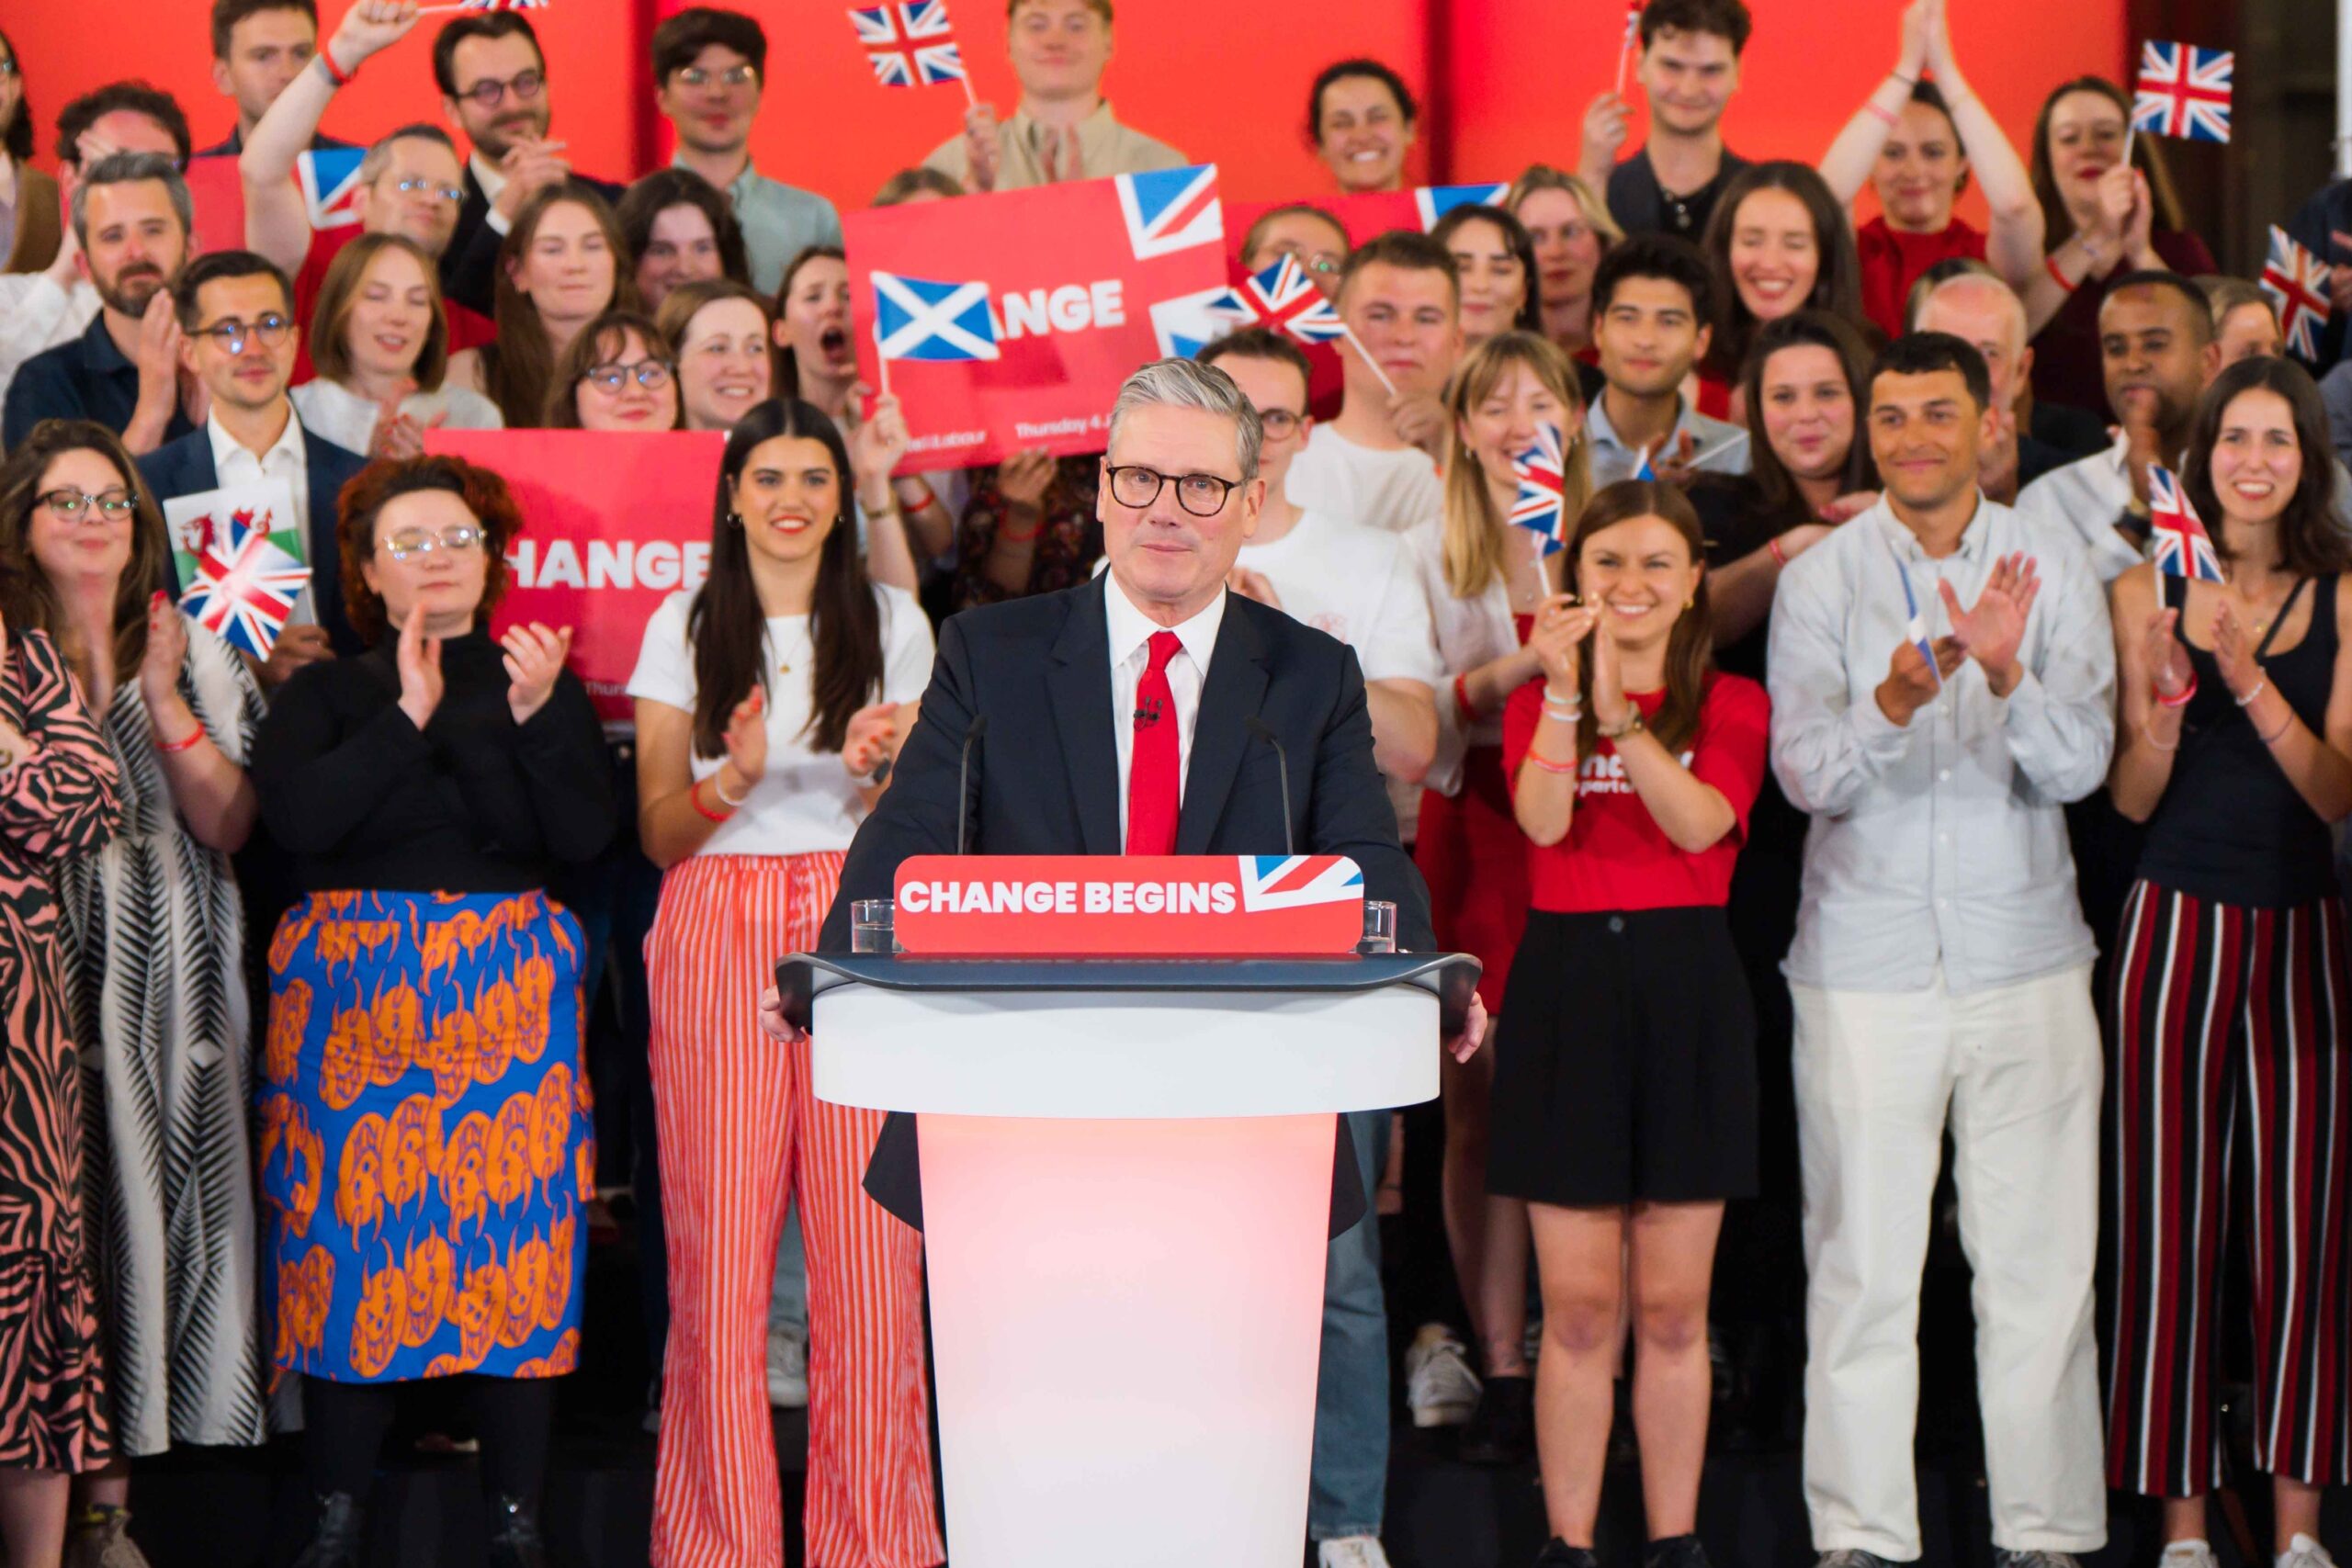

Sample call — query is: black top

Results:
[1605,147,1751,242]
[1688,474,1786,682]
[2,310,200,451]
[2138,574,2342,908]
[251,627,613,894]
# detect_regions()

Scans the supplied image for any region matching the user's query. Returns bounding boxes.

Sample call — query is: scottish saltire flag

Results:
[1238,854,1363,913]
[1204,254,1349,344]
[1414,184,1511,230]
[2261,226,2332,361]
[180,509,310,659]
[874,271,999,362]
[2132,42,2233,143]
[2148,464,2225,582]
[1889,536,1940,688]
[298,147,367,230]
[849,2,966,88]
[1509,423,1570,556]
[1116,164,1222,260]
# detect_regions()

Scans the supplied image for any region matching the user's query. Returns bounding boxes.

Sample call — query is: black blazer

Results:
[442,167,628,319]
[824,574,1438,1231]
[137,421,372,658]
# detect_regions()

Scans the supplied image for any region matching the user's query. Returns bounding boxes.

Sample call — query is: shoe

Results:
[291,1493,364,1568]
[486,1495,548,1568]
[1816,1554,1898,1568]
[1994,1554,2083,1568]
[1404,1325,1480,1428]
[1460,1373,1534,1466]
[1647,1535,1711,1568]
[1534,1541,1603,1568]
[2279,1536,2338,1568]
[766,1326,808,1408]
[2159,1543,2221,1568]
[1317,1537,1392,1568]
[64,1506,151,1568]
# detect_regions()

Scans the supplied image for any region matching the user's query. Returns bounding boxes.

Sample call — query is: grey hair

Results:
[358,123,458,186]
[1106,356,1264,483]
[1915,268,2029,362]
[71,152,192,248]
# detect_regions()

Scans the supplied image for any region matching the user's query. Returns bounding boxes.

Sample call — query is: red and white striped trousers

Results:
[2106,880,2352,1496]
[647,852,944,1568]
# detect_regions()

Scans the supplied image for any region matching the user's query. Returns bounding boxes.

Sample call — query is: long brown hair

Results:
[2030,76,2187,245]
[1566,479,1713,757]
[542,310,680,430]
[2182,355,2352,577]
[1437,332,1589,599]
[1699,161,1867,382]
[1736,310,1880,523]
[483,183,634,428]
[310,232,449,391]
[688,398,883,758]
[0,419,171,690]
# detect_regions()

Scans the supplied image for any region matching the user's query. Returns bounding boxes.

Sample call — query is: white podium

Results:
[774,953,1479,1568]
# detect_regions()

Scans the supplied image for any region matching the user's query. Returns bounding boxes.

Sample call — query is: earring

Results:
[1685,595,1695,608]
[727,511,744,529]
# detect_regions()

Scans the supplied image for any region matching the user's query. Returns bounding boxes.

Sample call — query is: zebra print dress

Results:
[0,627,122,1472]
[57,625,270,1454]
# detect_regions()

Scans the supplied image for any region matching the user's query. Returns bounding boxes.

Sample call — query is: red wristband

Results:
[1767,535,1790,570]
[1453,673,1478,722]
[2155,674,2197,709]
[1523,747,1577,775]
[153,726,204,755]
[317,48,354,88]
[689,779,732,822]
[2045,253,2078,294]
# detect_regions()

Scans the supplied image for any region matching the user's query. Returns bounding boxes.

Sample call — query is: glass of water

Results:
[851,898,899,954]
[1360,900,1397,954]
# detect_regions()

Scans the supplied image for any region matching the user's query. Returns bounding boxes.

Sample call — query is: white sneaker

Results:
[766,1326,808,1408]
[1403,1323,1480,1428]
[1317,1537,1392,1568]
[2280,1535,2337,1568]
[2156,1543,2219,1568]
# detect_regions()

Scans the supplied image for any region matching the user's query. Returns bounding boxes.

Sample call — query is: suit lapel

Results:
[1177,599,1270,854]
[1046,576,1122,855]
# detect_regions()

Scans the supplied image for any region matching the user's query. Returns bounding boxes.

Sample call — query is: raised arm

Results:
[1942,550,2116,802]
[242,0,423,274]
[1920,3,2046,289]
[1818,0,1932,205]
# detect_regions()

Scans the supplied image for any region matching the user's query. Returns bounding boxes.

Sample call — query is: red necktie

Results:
[1125,630,1182,855]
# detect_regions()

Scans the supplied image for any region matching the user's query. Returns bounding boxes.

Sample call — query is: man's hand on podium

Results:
[1446,993,1488,1065]
[759,986,807,1046]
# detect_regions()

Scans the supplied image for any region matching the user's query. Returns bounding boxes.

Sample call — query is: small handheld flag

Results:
[296,147,367,231]
[1632,442,1657,482]
[848,2,973,104]
[1413,184,1511,231]
[1509,423,1570,557]
[1889,537,1941,689]
[2261,225,2333,362]
[873,270,997,405]
[2132,41,2233,144]
[179,508,311,659]
[1615,0,1645,96]
[2147,464,2225,582]
[417,0,547,14]
[1204,254,1349,344]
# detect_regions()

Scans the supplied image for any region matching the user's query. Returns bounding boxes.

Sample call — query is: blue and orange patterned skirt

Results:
[256,889,593,1384]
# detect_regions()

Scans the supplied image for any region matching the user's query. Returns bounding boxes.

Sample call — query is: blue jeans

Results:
[1309,1108,1391,1541]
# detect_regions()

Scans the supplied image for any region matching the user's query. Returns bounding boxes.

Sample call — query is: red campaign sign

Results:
[843,165,1231,472]
[423,429,726,722]
[184,156,248,259]
[893,854,1365,957]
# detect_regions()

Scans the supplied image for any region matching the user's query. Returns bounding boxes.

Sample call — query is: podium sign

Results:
[892,852,1364,956]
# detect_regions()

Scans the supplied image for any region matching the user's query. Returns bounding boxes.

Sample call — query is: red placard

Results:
[183,155,248,259]
[893,854,1366,957]
[424,428,726,722]
[843,166,1231,472]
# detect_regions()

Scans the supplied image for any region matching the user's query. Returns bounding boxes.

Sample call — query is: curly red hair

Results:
[335,455,522,645]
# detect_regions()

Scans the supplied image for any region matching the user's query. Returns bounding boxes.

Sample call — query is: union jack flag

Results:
[452,0,548,10]
[848,2,966,89]
[2132,42,2233,143]
[2261,225,2332,362]
[1237,854,1364,913]
[1509,422,1570,556]
[1889,536,1941,689]
[1115,164,1223,260]
[1202,254,1348,344]
[1632,441,1657,482]
[2148,464,2225,582]
[179,508,310,659]
[1413,183,1511,231]
[1622,0,1644,49]
[298,147,367,230]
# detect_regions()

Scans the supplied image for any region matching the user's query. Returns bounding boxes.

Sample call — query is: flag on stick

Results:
[2260,225,2333,362]
[2148,463,2225,582]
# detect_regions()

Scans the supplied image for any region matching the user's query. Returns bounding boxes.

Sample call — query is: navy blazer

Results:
[822,573,1438,1232]
[137,422,371,658]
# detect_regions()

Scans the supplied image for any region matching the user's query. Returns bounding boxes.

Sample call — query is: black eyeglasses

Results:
[192,314,294,354]
[37,488,136,524]
[456,69,543,108]
[1104,464,1242,517]
[582,360,674,393]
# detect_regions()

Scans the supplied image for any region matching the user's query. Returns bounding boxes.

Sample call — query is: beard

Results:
[96,265,168,319]
[471,103,551,162]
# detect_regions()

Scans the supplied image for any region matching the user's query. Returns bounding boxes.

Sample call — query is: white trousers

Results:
[1792,964,2107,1559]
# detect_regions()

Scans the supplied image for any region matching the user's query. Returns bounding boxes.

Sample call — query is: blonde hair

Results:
[1437,333,1589,600]
[1506,164,1624,251]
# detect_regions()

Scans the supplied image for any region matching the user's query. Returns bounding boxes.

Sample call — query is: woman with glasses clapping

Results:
[250,455,611,1567]
[546,310,684,432]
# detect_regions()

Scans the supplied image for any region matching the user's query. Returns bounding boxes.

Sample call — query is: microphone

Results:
[956,713,989,857]
[1244,716,1295,859]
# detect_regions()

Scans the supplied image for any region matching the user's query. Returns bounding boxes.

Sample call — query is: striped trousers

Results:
[647,852,944,1568]
[2106,880,2352,1496]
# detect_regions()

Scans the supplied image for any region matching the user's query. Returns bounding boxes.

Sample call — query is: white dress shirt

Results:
[472,152,514,237]
[208,405,312,536]
[1104,570,1225,844]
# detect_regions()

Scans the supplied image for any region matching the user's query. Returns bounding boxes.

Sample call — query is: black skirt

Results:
[1488,907,1758,1207]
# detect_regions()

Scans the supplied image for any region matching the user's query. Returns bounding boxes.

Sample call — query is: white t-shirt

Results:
[626,582,936,856]
[1236,509,1442,688]
[1282,424,1444,536]
[289,378,504,458]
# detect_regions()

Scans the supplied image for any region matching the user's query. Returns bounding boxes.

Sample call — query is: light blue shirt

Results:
[1767,497,2116,994]
[1585,391,1750,488]
[682,154,844,298]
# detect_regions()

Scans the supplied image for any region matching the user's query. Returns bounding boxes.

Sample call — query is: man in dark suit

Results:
[136,249,370,684]
[431,7,624,317]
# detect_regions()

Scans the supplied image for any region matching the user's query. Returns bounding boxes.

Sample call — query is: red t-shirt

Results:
[1856,214,1988,341]
[290,225,496,385]
[1501,670,1770,914]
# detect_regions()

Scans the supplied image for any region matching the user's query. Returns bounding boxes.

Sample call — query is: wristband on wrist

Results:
[2155,675,2197,708]
[2045,253,2079,294]
[1890,68,1919,85]
[2140,723,2181,752]
[690,778,732,823]
[317,48,354,88]
[2235,678,2269,709]
[995,512,1046,545]
[1453,673,1478,722]
[713,768,752,807]
[2258,713,2294,745]
[1523,747,1577,775]
[1767,535,1790,569]
[153,725,204,755]
[1865,100,1901,128]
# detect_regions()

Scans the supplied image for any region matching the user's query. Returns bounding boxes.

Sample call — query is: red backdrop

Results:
[9,0,2124,231]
